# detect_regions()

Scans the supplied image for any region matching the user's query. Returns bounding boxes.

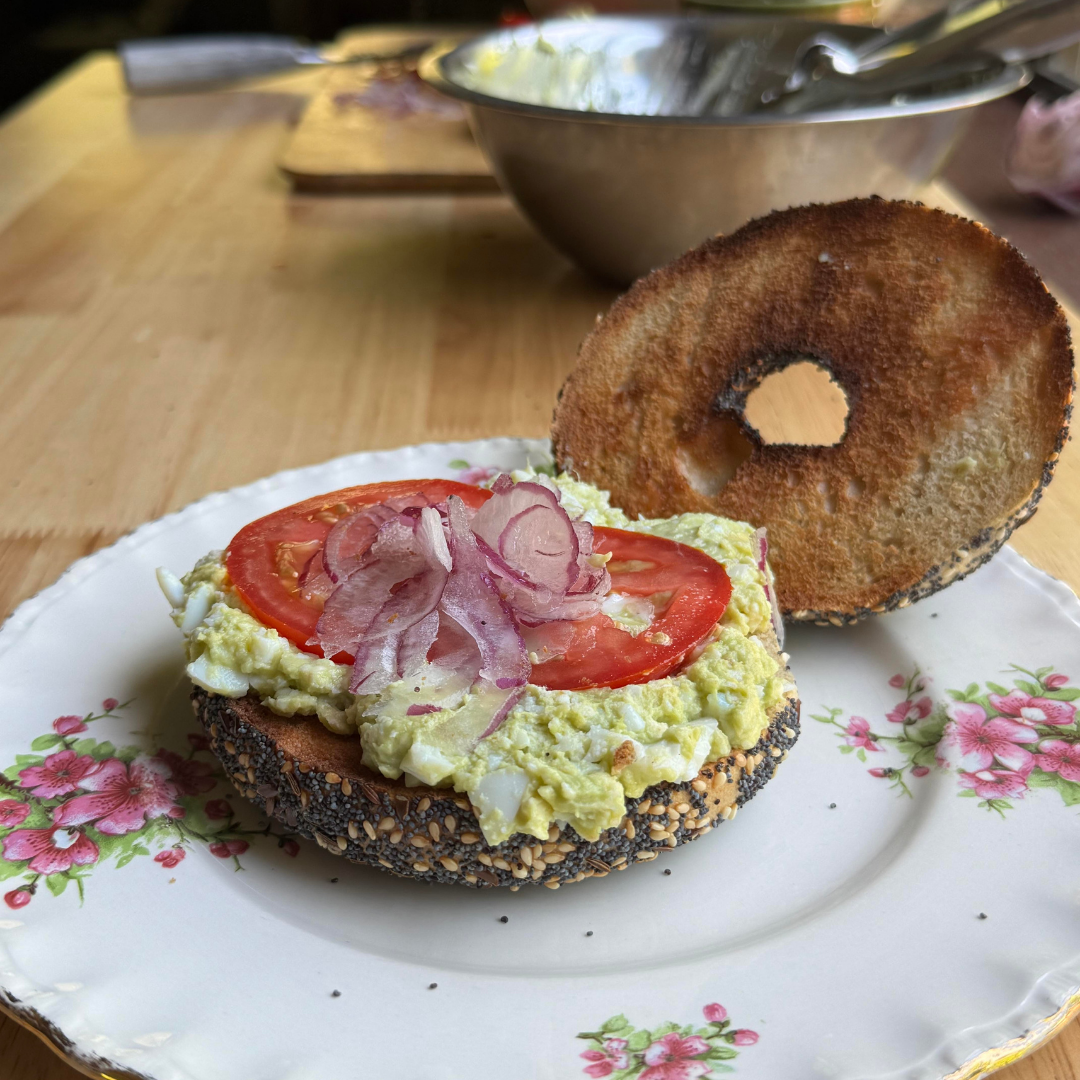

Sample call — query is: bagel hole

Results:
[743,361,849,446]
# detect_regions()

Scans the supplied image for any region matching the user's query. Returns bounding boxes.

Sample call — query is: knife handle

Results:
[119,35,322,94]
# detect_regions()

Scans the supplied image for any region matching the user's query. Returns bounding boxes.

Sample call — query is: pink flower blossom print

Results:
[988,691,1076,727]
[958,769,1029,800]
[945,703,1039,774]
[887,696,932,724]
[0,801,31,828]
[889,674,906,688]
[1044,673,1070,690]
[640,1033,711,1080]
[581,1039,630,1078]
[53,755,179,835]
[4,889,31,910]
[577,1003,758,1078]
[154,847,186,869]
[52,715,87,736]
[102,698,119,711]
[2,826,99,875]
[155,749,216,796]
[844,717,882,752]
[204,799,232,820]
[1032,740,1080,783]
[210,839,249,858]
[18,750,100,799]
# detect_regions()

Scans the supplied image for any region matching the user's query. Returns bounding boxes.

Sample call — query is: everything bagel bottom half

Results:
[192,676,800,890]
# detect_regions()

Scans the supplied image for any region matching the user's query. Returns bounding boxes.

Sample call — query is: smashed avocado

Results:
[165,475,784,845]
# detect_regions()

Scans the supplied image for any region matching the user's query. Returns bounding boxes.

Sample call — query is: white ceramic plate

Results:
[1,438,1079,1080]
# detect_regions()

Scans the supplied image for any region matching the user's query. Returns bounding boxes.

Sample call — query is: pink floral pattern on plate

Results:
[814,665,1080,815]
[0,699,300,908]
[577,1004,758,1078]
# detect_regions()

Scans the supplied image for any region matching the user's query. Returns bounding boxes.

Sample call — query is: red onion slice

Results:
[471,480,579,593]
[323,493,436,584]
[441,496,529,692]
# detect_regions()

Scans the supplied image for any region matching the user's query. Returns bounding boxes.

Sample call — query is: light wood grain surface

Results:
[0,49,1078,1080]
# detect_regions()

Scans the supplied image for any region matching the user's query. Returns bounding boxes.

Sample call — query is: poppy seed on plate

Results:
[331,990,341,998]
[499,915,509,923]
[428,983,438,989]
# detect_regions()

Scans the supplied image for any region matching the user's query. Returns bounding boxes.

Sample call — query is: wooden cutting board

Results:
[278,26,498,192]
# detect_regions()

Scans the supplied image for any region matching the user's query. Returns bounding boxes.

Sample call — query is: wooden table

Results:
[1,51,1078,1080]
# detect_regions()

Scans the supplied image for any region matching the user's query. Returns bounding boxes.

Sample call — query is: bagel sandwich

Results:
[551,198,1074,624]
[161,472,799,888]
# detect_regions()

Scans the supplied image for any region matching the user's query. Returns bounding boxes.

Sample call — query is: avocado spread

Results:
[165,474,786,845]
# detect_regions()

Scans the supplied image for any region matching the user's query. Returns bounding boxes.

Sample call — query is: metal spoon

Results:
[763,0,1080,110]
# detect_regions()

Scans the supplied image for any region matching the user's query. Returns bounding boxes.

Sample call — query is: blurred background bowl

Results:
[421,16,1029,283]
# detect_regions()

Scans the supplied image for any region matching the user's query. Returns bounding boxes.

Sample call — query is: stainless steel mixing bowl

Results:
[420,17,1029,283]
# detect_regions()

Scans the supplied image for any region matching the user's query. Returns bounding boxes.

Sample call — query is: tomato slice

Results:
[225,487,731,691]
[529,528,731,691]
[225,480,491,660]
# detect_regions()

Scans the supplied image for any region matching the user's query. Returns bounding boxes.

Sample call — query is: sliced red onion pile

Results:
[754,527,785,649]
[309,476,610,747]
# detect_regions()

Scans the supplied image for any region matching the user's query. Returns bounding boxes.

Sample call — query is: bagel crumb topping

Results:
[162,474,785,845]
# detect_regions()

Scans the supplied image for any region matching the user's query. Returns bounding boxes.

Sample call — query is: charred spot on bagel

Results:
[552,198,1074,623]
[192,680,799,889]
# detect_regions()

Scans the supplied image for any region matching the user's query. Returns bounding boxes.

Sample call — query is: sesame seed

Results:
[325,772,341,785]
[429,821,441,842]
[544,880,560,890]
[439,857,459,872]
[224,741,236,755]
[460,832,480,844]
[410,835,432,849]
[336,836,348,851]
[377,817,395,832]
[691,779,707,793]
[493,857,511,871]
[362,821,376,841]
[340,778,353,796]
[520,847,533,867]
[625,821,636,840]
[238,752,250,768]
[298,762,312,774]
[444,815,457,833]
[389,830,403,844]
[477,853,493,867]
[417,797,431,814]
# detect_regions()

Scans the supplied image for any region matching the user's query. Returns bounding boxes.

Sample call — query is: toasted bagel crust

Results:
[551,199,1074,622]
[192,686,799,888]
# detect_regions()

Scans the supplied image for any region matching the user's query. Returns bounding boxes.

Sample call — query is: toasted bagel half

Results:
[551,198,1074,623]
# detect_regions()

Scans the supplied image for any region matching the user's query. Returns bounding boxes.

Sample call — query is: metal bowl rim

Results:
[419,16,1031,127]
